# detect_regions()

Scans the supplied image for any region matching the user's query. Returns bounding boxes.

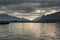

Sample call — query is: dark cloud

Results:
[0,0,60,13]
[8,7,35,13]
[39,1,60,8]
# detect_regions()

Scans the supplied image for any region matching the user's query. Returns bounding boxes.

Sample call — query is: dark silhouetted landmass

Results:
[0,14,30,23]
[1,11,60,23]
[0,21,9,25]
[34,11,60,23]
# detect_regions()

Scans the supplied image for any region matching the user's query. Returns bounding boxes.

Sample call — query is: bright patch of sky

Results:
[8,9,59,20]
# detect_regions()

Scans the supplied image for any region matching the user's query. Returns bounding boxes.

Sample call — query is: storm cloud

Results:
[0,0,60,14]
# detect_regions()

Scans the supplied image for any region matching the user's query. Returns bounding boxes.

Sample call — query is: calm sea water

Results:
[0,23,60,40]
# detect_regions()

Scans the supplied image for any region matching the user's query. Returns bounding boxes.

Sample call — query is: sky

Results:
[0,0,60,20]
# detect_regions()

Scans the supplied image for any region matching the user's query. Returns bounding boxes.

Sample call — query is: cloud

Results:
[0,0,59,15]
[0,11,6,13]
[0,0,59,19]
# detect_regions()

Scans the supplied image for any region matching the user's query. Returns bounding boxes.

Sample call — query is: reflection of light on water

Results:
[9,23,23,35]
[44,23,56,38]
[22,23,41,37]
[0,25,9,38]
[9,23,57,38]
[0,23,58,40]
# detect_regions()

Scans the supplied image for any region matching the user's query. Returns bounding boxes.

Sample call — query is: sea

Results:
[0,23,60,40]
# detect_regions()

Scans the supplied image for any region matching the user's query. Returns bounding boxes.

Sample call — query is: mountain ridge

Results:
[34,11,60,23]
[0,14,30,22]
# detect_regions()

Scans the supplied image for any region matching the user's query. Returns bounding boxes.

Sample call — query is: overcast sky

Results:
[0,0,60,19]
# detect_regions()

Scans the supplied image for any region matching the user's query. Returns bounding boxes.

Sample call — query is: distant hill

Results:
[0,14,30,22]
[34,11,60,23]
[33,15,46,22]
[33,16,42,21]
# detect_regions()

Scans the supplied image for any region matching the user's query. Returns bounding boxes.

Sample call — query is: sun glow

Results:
[35,10,41,13]
[45,10,58,15]
[13,12,39,20]
[11,9,58,20]
[16,16,38,20]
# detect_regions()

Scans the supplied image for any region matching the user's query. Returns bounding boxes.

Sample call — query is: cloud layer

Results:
[0,0,60,16]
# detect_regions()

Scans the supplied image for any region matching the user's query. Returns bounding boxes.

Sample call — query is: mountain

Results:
[33,15,46,22]
[34,11,60,23]
[0,14,30,22]
[33,16,42,21]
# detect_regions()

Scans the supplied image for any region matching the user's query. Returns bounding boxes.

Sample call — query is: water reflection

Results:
[0,23,59,40]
